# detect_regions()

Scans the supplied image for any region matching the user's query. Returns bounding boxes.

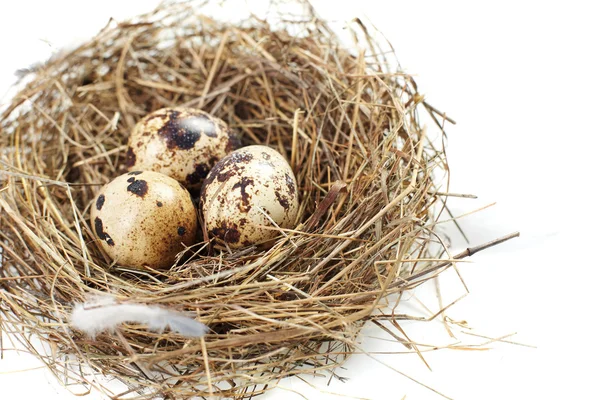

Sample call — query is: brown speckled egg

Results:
[91,170,198,269]
[200,145,299,248]
[125,107,240,189]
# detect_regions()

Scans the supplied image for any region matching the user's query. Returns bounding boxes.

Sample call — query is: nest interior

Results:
[0,1,452,398]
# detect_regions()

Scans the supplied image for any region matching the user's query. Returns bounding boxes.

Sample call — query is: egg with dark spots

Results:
[200,145,299,248]
[126,107,241,189]
[90,171,198,269]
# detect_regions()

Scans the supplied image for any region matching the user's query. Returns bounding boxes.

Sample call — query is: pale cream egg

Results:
[200,145,299,248]
[91,170,197,269]
[125,107,240,189]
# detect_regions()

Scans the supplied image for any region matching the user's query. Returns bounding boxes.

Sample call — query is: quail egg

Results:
[91,170,198,269]
[200,145,299,248]
[125,107,240,189]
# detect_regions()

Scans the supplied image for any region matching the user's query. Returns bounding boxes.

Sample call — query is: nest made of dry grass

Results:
[0,1,464,398]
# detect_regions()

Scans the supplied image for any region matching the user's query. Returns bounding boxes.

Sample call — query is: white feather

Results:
[70,294,208,338]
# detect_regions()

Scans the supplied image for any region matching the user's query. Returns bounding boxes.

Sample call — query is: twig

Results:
[392,232,521,288]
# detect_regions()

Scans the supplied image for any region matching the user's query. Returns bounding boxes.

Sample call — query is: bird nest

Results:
[0,1,472,398]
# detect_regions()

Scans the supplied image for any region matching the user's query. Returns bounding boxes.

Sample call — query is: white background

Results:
[1,1,599,399]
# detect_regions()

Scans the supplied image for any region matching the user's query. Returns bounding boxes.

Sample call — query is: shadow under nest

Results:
[0,2,447,398]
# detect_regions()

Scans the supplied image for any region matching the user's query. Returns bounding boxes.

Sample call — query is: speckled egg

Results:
[91,170,198,269]
[200,145,299,248]
[125,107,240,189]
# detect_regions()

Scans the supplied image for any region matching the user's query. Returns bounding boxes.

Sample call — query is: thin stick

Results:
[342,50,365,182]
[200,337,214,396]
[428,191,478,199]
[392,232,521,288]
[291,108,302,170]
[198,30,229,108]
